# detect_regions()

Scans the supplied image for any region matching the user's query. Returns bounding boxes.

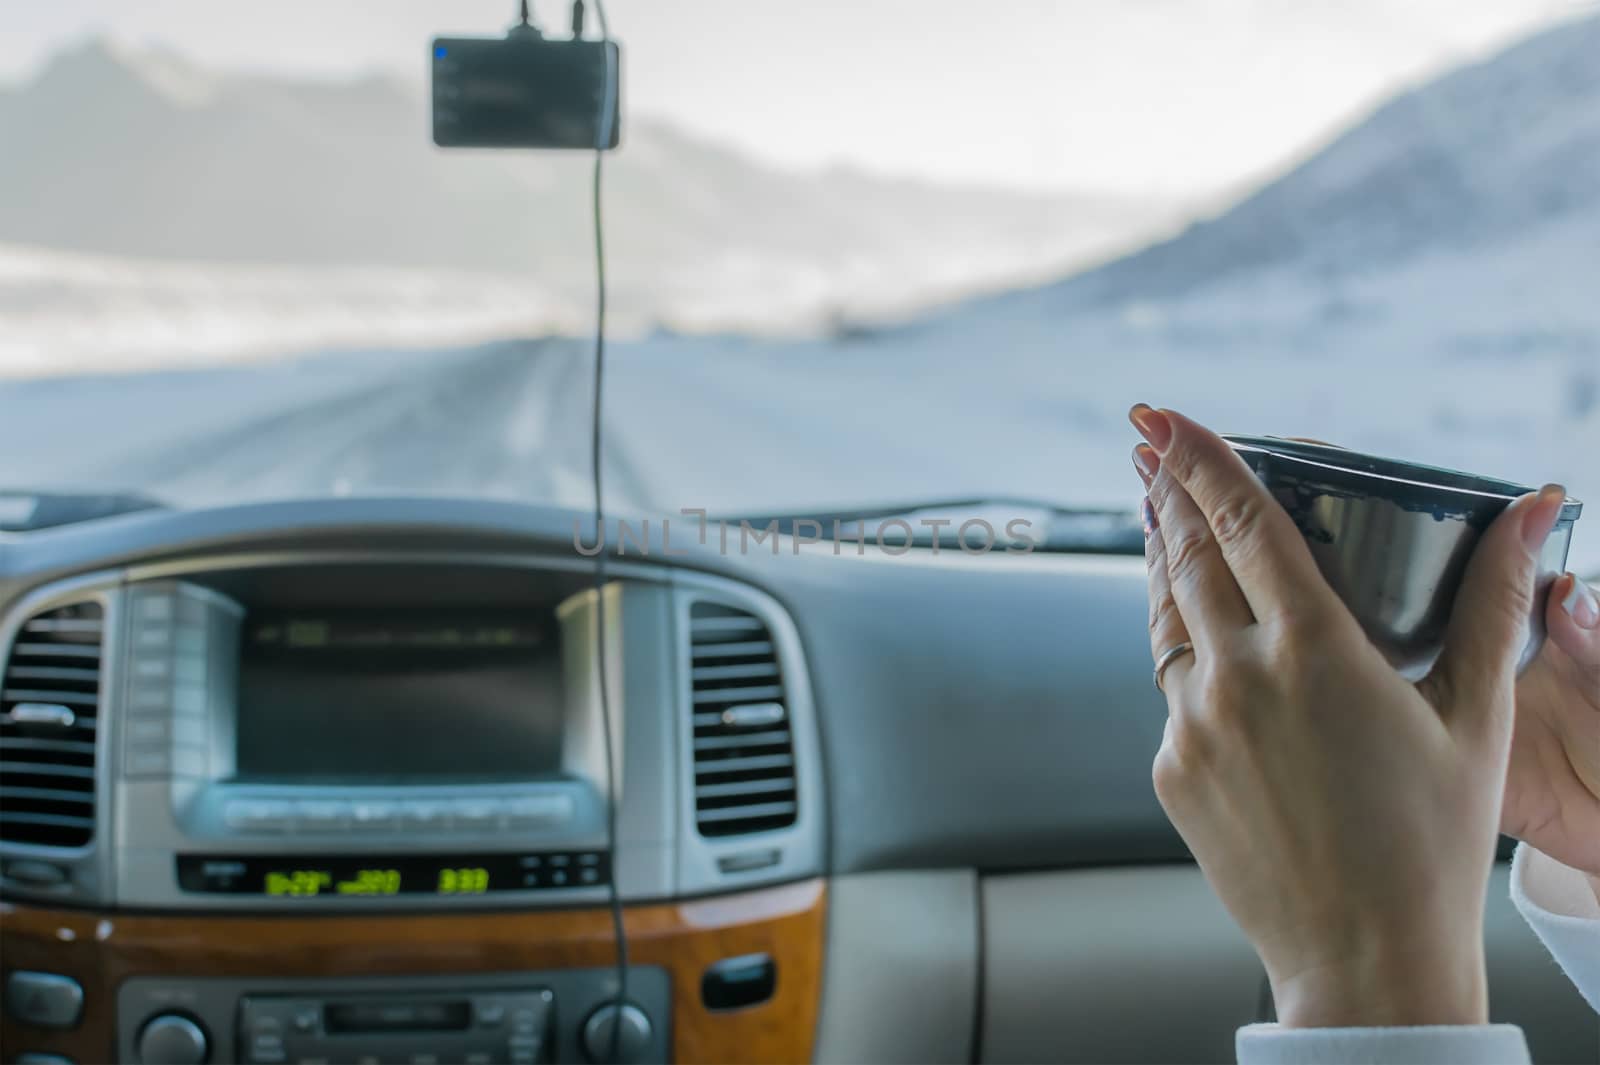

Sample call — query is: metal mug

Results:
[1223,435,1584,681]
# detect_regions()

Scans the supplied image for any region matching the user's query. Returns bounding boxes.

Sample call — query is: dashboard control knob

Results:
[136,1013,209,1064]
[581,1002,652,1063]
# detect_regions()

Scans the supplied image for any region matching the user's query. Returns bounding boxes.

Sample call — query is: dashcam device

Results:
[431,34,621,150]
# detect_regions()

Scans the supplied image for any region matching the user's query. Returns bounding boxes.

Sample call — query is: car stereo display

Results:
[177,852,609,896]
[235,611,565,781]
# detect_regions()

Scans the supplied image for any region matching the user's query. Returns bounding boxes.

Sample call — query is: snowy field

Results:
[0,243,580,377]
[1,208,1594,573]
[1,275,1594,573]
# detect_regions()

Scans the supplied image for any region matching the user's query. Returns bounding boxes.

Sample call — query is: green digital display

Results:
[263,866,418,897]
[177,853,608,896]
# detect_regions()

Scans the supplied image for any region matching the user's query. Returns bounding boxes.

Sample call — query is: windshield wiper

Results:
[715,497,1144,554]
[0,490,168,532]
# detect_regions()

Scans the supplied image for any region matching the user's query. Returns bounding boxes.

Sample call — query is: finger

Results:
[1136,447,1199,686]
[1130,404,1341,627]
[1135,441,1253,647]
[1141,496,1195,697]
[1426,485,1568,738]
[1545,572,1600,690]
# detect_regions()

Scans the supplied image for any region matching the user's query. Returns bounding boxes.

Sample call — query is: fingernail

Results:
[1519,484,1565,554]
[1132,443,1159,486]
[1141,497,1158,538]
[1129,404,1173,453]
[1561,574,1599,629]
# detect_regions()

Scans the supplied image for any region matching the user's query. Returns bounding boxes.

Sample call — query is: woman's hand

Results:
[1129,404,1567,1029]
[1505,574,1600,896]
[1281,439,1600,898]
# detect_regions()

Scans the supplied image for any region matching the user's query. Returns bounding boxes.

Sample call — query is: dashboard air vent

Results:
[688,602,797,837]
[0,602,104,847]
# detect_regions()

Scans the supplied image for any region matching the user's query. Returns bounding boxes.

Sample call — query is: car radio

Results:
[0,555,826,911]
[100,576,626,911]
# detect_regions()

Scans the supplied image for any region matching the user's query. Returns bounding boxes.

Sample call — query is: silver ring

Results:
[1152,641,1195,693]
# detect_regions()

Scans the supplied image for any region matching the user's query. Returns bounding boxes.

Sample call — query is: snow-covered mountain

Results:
[0,37,1177,360]
[953,11,1600,314]
[866,11,1598,566]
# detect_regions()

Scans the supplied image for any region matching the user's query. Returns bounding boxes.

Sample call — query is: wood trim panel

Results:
[0,879,824,1064]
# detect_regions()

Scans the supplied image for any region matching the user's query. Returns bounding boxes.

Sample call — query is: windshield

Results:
[1,3,1595,570]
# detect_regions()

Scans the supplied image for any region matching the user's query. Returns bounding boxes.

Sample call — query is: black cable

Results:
[582,1,627,1061]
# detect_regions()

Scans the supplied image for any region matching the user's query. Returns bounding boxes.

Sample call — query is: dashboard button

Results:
[581,1003,652,1064]
[247,1032,286,1063]
[139,1014,210,1065]
[3,859,68,888]
[294,800,350,833]
[702,952,778,1010]
[4,971,84,1029]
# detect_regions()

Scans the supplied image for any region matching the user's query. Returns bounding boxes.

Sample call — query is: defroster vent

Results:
[689,602,798,837]
[0,602,104,847]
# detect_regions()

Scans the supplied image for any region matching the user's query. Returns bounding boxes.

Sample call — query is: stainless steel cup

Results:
[1223,435,1583,680]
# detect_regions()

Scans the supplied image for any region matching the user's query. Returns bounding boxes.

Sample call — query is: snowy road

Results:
[94,340,605,508]
[1,340,606,510]
[1,330,1595,573]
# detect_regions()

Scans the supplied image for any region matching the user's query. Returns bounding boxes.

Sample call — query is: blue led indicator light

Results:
[434,45,448,59]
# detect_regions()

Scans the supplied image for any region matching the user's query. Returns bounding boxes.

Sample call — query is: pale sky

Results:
[2,0,1594,195]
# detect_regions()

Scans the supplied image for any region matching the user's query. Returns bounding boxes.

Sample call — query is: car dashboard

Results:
[0,499,1594,1064]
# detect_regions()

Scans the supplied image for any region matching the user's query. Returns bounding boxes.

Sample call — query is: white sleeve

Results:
[1510,843,1600,1014]
[1235,1023,1529,1064]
